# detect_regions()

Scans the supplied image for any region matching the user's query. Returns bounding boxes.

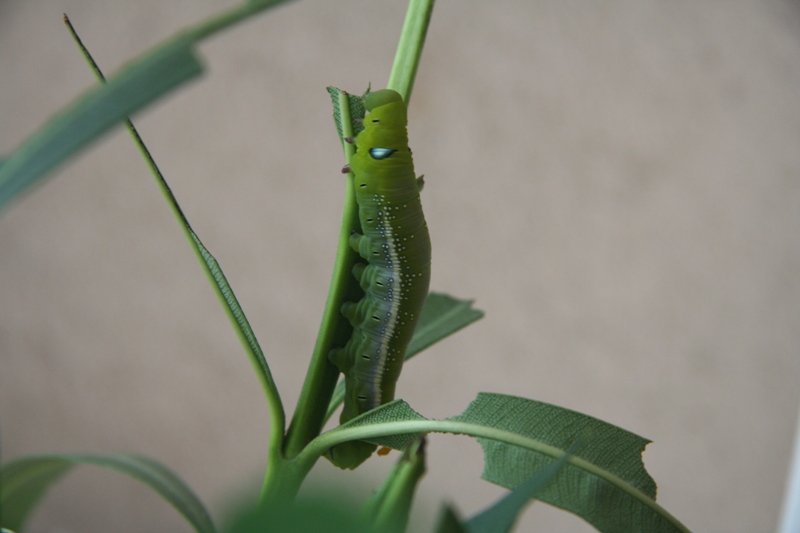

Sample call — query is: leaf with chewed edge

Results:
[450,393,690,533]
[311,394,691,533]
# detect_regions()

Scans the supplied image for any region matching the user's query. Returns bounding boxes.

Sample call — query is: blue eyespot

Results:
[369,148,396,160]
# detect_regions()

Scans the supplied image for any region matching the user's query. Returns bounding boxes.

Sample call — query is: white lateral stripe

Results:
[371,212,402,400]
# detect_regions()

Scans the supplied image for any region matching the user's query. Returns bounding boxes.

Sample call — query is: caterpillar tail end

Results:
[325,440,377,470]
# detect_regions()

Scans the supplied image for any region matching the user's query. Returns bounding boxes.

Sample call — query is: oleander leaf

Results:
[312,394,691,533]
[0,453,216,533]
[450,393,689,533]
[0,37,202,213]
[327,86,366,142]
[406,293,484,359]
[465,451,568,533]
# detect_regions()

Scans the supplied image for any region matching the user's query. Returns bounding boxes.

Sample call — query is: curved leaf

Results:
[331,399,427,452]
[1,1,298,214]
[406,293,483,359]
[66,16,285,460]
[0,453,216,533]
[308,395,691,533]
[0,37,202,213]
[450,393,688,533]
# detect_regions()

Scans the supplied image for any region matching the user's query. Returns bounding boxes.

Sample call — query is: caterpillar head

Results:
[357,89,409,152]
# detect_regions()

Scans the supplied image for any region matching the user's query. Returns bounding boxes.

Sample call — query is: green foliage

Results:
[0,457,72,530]
[435,508,469,533]
[453,394,664,532]
[362,437,428,533]
[0,453,216,533]
[0,0,693,532]
[406,293,484,358]
[0,0,295,215]
[327,86,366,141]
[303,395,690,533]
[222,490,370,533]
[0,36,201,213]
[464,453,569,533]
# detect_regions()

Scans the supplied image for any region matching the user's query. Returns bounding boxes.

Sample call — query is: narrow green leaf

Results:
[1,0,297,214]
[465,452,569,533]
[406,293,483,359]
[65,16,286,463]
[283,87,363,460]
[0,36,202,213]
[451,393,689,533]
[0,457,72,529]
[189,230,282,422]
[324,292,483,423]
[327,86,365,142]
[0,453,216,533]
[362,437,427,533]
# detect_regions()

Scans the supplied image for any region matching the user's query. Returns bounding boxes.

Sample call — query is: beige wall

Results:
[2,2,799,532]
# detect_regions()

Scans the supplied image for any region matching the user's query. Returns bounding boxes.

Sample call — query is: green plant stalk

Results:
[387,0,436,104]
[283,0,436,463]
[259,456,316,511]
[64,14,286,457]
[362,437,427,533]
[297,420,692,533]
[281,91,361,464]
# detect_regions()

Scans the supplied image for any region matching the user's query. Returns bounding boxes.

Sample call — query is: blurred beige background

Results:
[2,1,799,532]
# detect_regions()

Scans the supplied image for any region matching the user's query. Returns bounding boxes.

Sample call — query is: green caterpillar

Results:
[326,89,431,469]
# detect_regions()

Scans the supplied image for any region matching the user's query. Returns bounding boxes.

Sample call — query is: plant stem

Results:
[283,91,361,460]
[259,456,312,508]
[387,0,436,104]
